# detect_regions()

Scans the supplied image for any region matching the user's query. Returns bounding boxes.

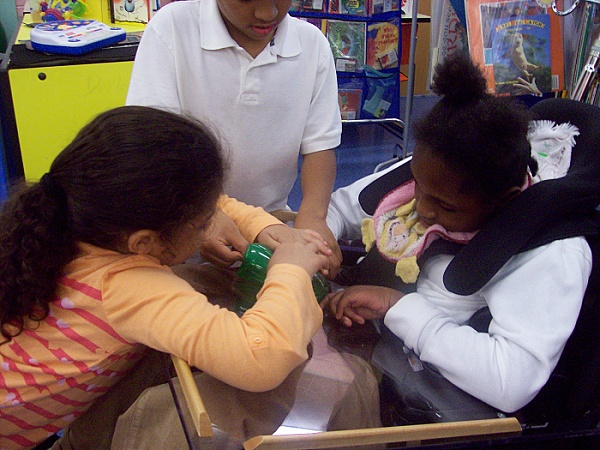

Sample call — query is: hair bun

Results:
[431,55,489,104]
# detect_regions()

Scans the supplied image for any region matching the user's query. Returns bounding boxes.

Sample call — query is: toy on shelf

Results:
[30,20,126,55]
[33,0,89,22]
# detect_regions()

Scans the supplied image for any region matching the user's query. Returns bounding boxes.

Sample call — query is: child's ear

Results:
[127,230,164,255]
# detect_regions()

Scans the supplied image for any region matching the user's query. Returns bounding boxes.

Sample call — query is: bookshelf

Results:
[289,2,405,121]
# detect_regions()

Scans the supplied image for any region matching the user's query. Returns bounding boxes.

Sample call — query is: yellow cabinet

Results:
[9,60,133,181]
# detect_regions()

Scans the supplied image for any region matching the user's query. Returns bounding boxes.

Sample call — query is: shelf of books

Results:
[290,0,406,121]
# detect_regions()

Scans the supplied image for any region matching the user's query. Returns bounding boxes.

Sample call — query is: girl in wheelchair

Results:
[322,54,592,419]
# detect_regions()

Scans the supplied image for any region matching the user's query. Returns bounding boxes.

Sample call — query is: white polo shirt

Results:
[127,0,342,211]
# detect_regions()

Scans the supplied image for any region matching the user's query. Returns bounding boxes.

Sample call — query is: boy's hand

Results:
[256,225,332,275]
[268,240,330,280]
[199,209,248,267]
[294,216,343,279]
[320,285,403,327]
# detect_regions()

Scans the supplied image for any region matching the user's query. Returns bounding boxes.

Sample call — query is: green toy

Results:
[233,243,330,315]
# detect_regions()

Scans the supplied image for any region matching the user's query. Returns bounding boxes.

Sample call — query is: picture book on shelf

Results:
[327,20,366,72]
[371,0,400,15]
[290,0,325,12]
[366,17,400,70]
[338,89,363,120]
[431,0,469,76]
[465,0,564,96]
[362,66,398,118]
[329,0,368,16]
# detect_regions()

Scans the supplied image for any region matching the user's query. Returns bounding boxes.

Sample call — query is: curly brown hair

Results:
[0,106,224,343]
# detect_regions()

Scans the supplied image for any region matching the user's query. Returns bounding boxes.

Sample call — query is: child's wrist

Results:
[388,291,404,310]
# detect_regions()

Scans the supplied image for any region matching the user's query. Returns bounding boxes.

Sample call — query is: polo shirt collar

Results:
[270,16,301,58]
[200,0,238,50]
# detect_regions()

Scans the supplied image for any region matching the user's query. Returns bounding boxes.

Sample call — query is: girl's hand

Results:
[268,240,330,280]
[257,225,332,274]
[199,209,248,267]
[320,285,403,327]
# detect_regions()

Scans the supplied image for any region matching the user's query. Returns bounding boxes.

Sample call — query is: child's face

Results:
[411,145,497,233]
[217,0,292,56]
[155,211,215,266]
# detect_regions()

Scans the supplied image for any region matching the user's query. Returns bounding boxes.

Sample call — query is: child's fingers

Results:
[319,296,330,310]
[270,241,330,279]
[342,315,354,327]
[299,228,323,240]
[342,309,366,326]
[322,290,367,326]
[299,229,333,255]
[323,290,343,318]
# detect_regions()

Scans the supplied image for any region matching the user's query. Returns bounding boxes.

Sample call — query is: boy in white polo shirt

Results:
[127,0,343,275]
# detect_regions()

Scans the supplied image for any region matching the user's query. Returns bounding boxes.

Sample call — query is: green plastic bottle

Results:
[233,243,330,316]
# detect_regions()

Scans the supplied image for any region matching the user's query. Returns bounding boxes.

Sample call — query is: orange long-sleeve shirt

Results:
[0,196,323,449]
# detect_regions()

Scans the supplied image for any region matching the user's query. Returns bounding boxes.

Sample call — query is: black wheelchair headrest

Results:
[358,158,413,216]
[445,98,600,294]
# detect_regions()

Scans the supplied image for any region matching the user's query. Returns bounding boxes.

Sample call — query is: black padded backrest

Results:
[443,99,600,295]
[359,159,413,216]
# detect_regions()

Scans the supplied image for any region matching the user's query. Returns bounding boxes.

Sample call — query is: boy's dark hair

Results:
[0,106,224,343]
[412,54,537,201]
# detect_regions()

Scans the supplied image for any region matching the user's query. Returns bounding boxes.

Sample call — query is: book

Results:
[401,0,413,16]
[327,20,366,72]
[566,1,600,94]
[366,18,400,70]
[31,0,90,22]
[362,66,399,118]
[338,88,363,119]
[464,0,565,96]
[430,0,470,85]
[329,0,368,16]
[371,0,400,15]
[290,0,325,12]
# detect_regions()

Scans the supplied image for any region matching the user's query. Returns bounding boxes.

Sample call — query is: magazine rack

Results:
[289,1,405,121]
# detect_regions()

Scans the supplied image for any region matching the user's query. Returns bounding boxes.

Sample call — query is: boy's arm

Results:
[295,150,342,276]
